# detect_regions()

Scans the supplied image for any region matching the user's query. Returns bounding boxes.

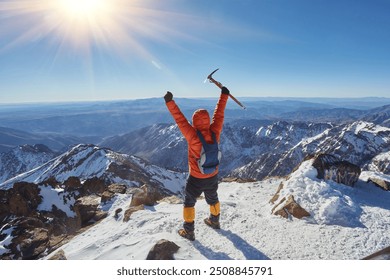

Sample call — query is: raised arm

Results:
[210,87,229,140]
[164,91,195,141]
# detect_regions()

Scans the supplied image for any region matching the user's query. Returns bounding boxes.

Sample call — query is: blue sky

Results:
[0,0,389,103]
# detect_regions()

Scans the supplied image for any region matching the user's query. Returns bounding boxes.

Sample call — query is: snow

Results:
[273,160,364,227]
[0,225,14,255]
[360,170,390,182]
[37,185,76,217]
[46,162,390,260]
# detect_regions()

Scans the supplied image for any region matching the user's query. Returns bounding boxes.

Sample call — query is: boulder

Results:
[123,205,144,222]
[368,177,390,191]
[5,217,49,260]
[130,184,166,207]
[82,177,107,195]
[362,246,390,260]
[8,182,42,217]
[63,176,82,192]
[101,191,115,204]
[312,154,361,186]
[73,195,105,226]
[114,208,122,220]
[101,184,128,204]
[271,194,310,219]
[48,249,67,260]
[108,184,127,194]
[40,177,60,187]
[146,239,180,260]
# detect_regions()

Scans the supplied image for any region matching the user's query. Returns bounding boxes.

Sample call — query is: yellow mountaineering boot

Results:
[178,207,195,241]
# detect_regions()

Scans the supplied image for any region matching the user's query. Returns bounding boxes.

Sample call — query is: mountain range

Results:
[1,97,390,260]
[100,120,390,180]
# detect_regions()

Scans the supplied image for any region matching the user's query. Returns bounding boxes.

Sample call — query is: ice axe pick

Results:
[206,68,246,109]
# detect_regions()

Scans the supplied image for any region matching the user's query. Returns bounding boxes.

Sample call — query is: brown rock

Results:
[312,154,361,186]
[8,182,41,216]
[101,191,115,204]
[362,246,390,260]
[123,205,144,222]
[40,177,60,187]
[73,195,101,226]
[114,208,122,219]
[272,195,310,219]
[101,184,127,204]
[158,195,182,204]
[108,184,127,194]
[82,177,107,195]
[63,176,82,192]
[146,239,180,260]
[6,217,49,260]
[368,177,390,191]
[48,249,67,260]
[269,182,284,204]
[130,184,165,207]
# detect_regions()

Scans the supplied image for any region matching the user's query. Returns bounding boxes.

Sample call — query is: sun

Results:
[0,0,206,60]
[55,0,109,20]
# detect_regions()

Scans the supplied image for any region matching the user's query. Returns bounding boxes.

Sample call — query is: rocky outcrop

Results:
[130,184,166,207]
[368,177,390,191]
[101,184,127,204]
[7,182,42,217]
[312,154,361,186]
[1,217,49,260]
[73,195,107,226]
[270,182,310,219]
[362,246,390,260]
[146,239,180,260]
[271,194,310,219]
[0,178,128,259]
[123,205,144,222]
[48,249,67,260]
[122,184,167,222]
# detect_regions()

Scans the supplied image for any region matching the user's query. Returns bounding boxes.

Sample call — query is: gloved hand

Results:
[164,91,173,103]
[221,87,230,95]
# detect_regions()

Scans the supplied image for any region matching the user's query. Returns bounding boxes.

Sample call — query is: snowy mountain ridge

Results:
[232,121,390,179]
[101,119,389,181]
[0,144,185,194]
[0,144,57,184]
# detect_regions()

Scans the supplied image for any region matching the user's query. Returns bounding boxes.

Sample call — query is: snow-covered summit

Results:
[46,159,390,260]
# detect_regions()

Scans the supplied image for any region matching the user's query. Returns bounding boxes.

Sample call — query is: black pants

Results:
[184,174,219,207]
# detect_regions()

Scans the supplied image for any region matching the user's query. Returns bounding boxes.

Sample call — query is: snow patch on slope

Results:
[37,185,76,217]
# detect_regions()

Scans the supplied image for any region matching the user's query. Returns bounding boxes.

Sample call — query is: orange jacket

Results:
[166,94,229,178]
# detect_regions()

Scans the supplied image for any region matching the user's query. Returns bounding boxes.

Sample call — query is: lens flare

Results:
[0,0,204,59]
[57,0,108,18]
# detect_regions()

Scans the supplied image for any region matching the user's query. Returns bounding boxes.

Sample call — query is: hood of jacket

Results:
[192,109,210,131]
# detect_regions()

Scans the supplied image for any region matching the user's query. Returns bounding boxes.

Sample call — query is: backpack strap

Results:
[196,130,217,145]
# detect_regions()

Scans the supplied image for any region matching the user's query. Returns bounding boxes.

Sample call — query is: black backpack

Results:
[196,130,222,174]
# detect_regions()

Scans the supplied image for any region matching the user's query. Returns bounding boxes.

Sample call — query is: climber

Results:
[164,87,230,241]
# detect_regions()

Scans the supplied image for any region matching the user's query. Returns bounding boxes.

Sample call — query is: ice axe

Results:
[205,68,246,109]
